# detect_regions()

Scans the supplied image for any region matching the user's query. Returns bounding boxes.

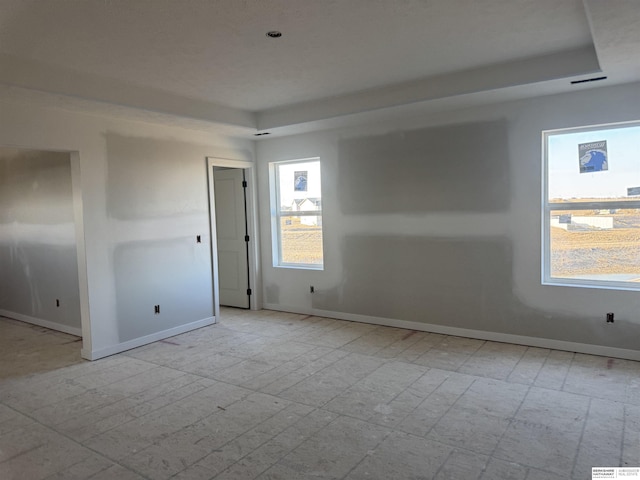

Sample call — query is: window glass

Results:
[271,159,323,268]
[548,126,640,203]
[544,122,640,288]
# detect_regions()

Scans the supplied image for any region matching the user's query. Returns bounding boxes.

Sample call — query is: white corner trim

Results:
[0,309,82,337]
[263,303,640,362]
[81,316,216,361]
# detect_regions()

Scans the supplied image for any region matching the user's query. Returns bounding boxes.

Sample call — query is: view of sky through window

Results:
[548,124,640,201]
[277,161,322,209]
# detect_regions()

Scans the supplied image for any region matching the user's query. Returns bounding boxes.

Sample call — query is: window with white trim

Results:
[543,121,640,289]
[270,158,323,269]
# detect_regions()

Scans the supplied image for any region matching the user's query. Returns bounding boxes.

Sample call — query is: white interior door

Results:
[214,168,250,308]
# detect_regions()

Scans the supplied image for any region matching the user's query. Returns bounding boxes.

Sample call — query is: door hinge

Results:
[242,180,248,188]
[247,288,252,296]
[245,235,250,242]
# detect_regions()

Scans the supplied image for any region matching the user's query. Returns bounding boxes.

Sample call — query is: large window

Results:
[270,158,323,269]
[544,121,640,289]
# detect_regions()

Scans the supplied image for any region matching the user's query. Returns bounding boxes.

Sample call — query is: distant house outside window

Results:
[543,121,640,290]
[270,158,323,269]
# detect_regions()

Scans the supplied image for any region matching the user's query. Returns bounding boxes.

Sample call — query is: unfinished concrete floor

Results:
[0,308,639,480]
[0,316,83,380]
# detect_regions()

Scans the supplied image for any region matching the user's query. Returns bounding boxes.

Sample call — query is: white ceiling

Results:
[0,0,638,137]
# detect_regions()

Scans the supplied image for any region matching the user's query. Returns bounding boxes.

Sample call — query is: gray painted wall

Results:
[256,81,640,355]
[338,121,509,214]
[106,134,215,342]
[0,100,254,359]
[0,147,80,330]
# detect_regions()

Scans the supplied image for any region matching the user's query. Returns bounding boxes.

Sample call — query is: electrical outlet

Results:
[56,299,60,307]
[196,235,201,243]
[154,305,160,314]
[310,285,315,293]
[606,312,614,323]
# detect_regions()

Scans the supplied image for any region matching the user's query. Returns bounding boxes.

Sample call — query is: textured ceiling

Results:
[0,0,638,136]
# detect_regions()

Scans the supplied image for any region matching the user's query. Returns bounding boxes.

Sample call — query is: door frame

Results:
[206,157,261,318]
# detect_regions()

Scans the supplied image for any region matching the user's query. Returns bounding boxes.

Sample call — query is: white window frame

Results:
[542,120,640,291]
[269,157,324,270]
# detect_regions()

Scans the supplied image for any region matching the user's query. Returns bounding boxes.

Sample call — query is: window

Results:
[543,121,640,289]
[270,158,323,269]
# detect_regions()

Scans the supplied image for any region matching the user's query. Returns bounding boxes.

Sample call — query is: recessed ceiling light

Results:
[266,31,282,38]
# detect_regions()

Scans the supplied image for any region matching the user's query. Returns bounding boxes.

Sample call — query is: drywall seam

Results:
[263,303,640,362]
[0,309,82,337]
[81,316,216,360]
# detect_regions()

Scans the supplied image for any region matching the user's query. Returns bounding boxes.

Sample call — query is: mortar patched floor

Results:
[0,307,639,479]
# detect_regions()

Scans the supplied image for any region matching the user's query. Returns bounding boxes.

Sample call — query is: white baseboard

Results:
[263,303,640,362]
[81,316,217,361]
[0,309,82,337]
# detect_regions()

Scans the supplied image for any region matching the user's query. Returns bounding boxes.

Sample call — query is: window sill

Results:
[542,278,640,292]
[273,264,324,271]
